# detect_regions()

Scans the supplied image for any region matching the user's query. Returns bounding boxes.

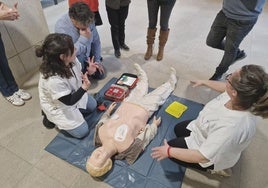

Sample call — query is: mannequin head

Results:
[86,146,113,177]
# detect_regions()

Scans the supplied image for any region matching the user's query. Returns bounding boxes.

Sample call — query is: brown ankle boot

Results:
[144,28,157,60]
[157,29,170,61]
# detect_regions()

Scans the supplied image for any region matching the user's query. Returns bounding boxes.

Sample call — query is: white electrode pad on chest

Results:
[114,124,128,142]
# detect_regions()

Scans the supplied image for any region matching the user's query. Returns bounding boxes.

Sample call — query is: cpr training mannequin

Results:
[86,64,177,177]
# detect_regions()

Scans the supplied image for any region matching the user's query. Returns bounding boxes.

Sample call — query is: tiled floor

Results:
[1,0,268,187]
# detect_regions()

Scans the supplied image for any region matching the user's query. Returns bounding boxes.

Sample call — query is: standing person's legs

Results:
[206,10,227,51]
[145,0,159,60]
[106,6,120,57]
[0,36,18,97]
[156,2,175,61]
[118,5,129,49]
[124,64,148,102]
[139,67,177,116]
[147,0,159,29]
[94,11,103,26]
[159,1,176,31]
[214,18,257,78]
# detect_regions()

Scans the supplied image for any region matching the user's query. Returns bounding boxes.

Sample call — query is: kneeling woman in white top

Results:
[152,64,268,175]
[37,33,97,138]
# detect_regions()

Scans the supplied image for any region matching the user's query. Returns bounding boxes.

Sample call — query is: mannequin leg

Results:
[124,64,148,102]
[139,67,177,115]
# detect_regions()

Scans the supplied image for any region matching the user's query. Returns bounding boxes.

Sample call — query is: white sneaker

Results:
[14,89,32,100]
[6,94,25,106]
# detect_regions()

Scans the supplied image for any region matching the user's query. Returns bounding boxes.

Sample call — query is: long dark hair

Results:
[231,65,268,118]
[36,33,74,79]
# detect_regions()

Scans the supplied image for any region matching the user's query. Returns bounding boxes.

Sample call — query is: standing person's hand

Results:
[0,2,19,21]
[81,72,91,91]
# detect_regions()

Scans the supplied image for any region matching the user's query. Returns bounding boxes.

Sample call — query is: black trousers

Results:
[106,5,129,50]
[168,120,214,171]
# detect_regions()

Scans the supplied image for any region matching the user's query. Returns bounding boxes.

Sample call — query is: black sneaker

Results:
[209,72,222,81]
[114,49,121,58]
[235,50,246,61]
[41,111,55,129]
[120,44,130,51]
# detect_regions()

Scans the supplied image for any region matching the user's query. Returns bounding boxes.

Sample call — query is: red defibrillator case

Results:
[104,73,138,101]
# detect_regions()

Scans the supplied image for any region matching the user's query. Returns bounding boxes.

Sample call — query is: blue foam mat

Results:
[45,78,204,188]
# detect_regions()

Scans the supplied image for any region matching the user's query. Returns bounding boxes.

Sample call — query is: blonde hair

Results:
[86,157,113,177]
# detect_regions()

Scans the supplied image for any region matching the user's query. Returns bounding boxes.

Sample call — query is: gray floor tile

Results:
[1,0,267,187]
[0,118,58,165]
[35,152,82,187]
[14,167,66,188]
[0,146,32,188]
[70,172,111,188]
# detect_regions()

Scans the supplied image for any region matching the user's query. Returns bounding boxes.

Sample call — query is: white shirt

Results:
[185,92,256,170]
[38,58,88,130]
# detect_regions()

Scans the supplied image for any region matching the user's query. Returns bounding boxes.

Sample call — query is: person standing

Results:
[55,2,105,80]
[0,2,31,106]
[207,0,266,80]
[105,0,131,58]
[144,0,176,61]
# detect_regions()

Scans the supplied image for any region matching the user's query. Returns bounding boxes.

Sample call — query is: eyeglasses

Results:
[225,73,235,88]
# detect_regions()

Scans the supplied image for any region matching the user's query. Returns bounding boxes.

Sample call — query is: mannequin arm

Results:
[137,116,161,149]
[137,123,158,149]
[98,102,117,124]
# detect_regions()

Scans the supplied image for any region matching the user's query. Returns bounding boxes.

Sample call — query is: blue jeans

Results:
[66,94,97,138]
[0,35,18,97]
[106,5,129,51]
[206,10,257,75]
[147,0,176,30]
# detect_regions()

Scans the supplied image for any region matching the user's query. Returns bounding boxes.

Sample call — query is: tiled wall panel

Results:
[1,0,49,85]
